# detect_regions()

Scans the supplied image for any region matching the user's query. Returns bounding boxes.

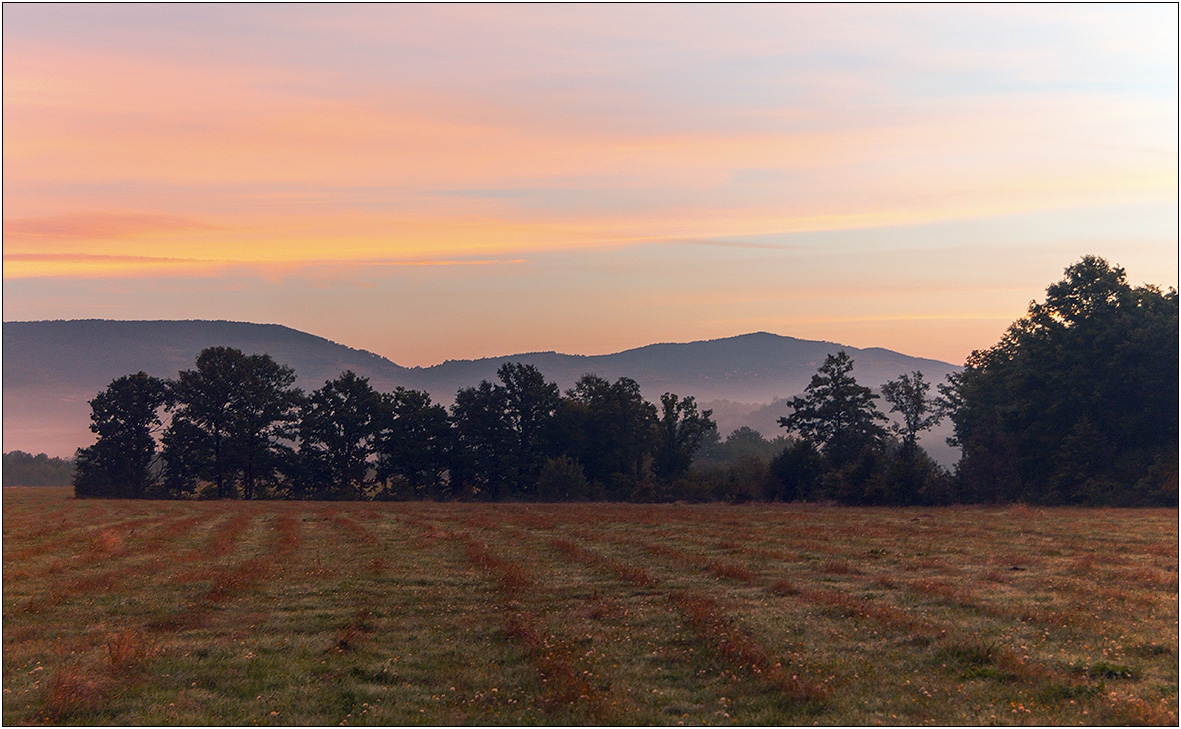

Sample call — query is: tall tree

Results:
[880,371,942,457]
[449,380,515,499]
[563,374,657,495]
[230,352,303,500]
[652,392,716,481]
[496,362,560,497]
[298,371,383,499]
[163,347,302,499]
[374,387,452,498]
[74,372,168,498]
[778,351,886,467]
[768,439,824,503]
[164,347,241,498]
[944,256,1178,505]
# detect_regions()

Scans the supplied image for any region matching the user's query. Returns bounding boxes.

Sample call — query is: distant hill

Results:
[2,320,961,464]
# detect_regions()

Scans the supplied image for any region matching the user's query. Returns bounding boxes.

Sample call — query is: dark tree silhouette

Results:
[563,374,657,495]
[880,371,942,456]
[375,387,452,498]
[652,392,716,481]
[449,380,515,500]
[768,439,824,502]
[778,351,886,468]
[74,372,168,498]
[497,362,560,497]
[163,347,302,499]
[943,255,1178,505]
[298,371,383,499]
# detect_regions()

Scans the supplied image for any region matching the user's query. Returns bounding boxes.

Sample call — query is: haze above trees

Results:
[2,321,960,461]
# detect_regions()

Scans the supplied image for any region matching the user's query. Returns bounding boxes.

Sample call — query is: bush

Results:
[768,440,823,502]
[536,456,590,502]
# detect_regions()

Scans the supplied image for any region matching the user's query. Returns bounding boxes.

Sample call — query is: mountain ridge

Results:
[3,320,961,463]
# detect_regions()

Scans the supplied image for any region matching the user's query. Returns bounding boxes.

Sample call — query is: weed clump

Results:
[44,665,108,721]
[1086,662,1140,680]
[106,630,153,672]
[89,529,124,556]
[1129,642,1172,658]
[937,639,1016,682]
[1037,682,1100,702]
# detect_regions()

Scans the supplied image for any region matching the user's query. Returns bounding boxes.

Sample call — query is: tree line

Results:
[74,256,1177,506]
[73,354,717,502]
[3,451,74,487]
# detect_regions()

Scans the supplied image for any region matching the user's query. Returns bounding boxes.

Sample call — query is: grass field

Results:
[2,487,1176,725]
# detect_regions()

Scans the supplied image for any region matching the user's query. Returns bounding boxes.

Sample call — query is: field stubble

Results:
[2,487,1176,725]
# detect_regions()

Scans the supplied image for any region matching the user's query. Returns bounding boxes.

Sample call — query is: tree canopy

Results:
[298,371,382,500]
[778,350,887,467]
[652,393,716,481]
[944,255,1178,505]
[880,371,942,455]
[162,347,302,499]
[74,372,168,498]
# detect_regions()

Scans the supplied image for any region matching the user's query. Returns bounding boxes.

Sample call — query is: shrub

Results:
[768,440,823,501]
[536,456,590,502]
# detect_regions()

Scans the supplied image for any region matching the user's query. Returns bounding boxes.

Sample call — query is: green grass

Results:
[3,488,1177,725]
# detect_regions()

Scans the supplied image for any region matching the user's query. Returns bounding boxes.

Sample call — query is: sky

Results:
[4,4,1177,367]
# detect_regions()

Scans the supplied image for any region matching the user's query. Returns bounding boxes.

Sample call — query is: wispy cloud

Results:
[4,213,216,241]
[3,251,527,279]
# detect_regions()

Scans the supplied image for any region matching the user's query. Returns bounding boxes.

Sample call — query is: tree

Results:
[561,374,657,496]
[230,353,303,500]
[778,351,886,467]
[874,371,947,505]
[652,392,716,481]
[298,371,383,499]
[697,427,792,464]
[536,455,591,502]
[163,347,302,499]
[880,371,942,456]
[944,256,1178,505]
[74,372,168,498]
[768,439,823,502]
[496,363,560,498]
[374,387,452,499]
[164,347,241,498]
[449,380,515,499]
[3,451,74,487]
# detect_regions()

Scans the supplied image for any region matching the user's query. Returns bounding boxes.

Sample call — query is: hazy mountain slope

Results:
[403,332,959,404]
[4,320,412,458]
[4,319,411,392]
[3,320,961,462]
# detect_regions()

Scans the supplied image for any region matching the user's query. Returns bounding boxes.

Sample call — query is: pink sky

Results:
[4,5,1177,366]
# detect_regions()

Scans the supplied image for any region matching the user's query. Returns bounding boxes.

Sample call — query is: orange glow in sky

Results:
[4,5,1177,366]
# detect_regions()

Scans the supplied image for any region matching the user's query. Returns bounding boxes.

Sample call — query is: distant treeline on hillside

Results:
[3,451,74,486]
[73,257,1176,506]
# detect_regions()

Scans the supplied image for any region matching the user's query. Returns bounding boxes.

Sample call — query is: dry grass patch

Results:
[4,491,1176,726]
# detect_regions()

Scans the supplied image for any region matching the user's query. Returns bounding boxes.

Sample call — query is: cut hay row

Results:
[570,505,1176,642]
[552,533,829,709]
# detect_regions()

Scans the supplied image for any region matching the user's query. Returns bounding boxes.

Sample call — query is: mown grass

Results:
[3,487,1177,725]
